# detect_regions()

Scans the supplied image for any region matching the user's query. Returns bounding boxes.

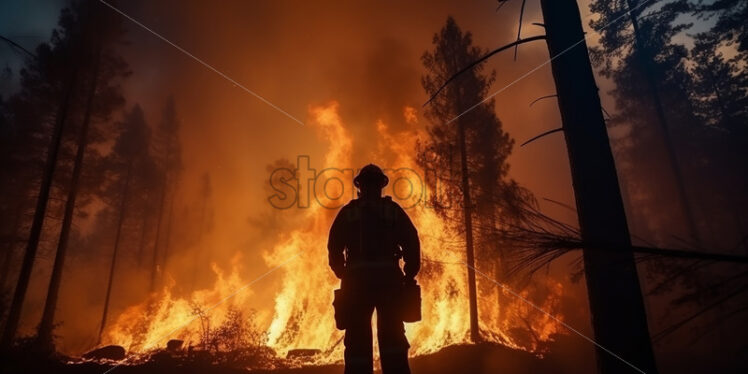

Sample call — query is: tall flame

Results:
[103,101,563,365]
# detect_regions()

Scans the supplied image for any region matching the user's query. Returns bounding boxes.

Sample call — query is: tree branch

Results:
[529,94,558,107]
[514,0,528,61]
[520,127,564,147]
[653,285,748,342]
[423,35,547,107]
[0,34,37,60]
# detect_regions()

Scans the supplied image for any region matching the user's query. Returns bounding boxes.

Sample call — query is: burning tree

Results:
[97,104,155,343]
[418,17,536,343]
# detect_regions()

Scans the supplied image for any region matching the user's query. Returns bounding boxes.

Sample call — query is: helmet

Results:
[353,164,389,189]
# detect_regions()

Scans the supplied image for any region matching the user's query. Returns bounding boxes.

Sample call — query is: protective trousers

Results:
[342,274,411,374]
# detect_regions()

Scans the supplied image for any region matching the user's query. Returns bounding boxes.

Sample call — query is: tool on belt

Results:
[400,280,421,323]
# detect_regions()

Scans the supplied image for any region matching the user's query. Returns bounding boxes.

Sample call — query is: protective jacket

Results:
[327,196,420,280]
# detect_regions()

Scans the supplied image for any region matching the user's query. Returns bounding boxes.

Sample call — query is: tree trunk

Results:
[0,243,14,292]
[494,241,510,321]
[149,174,168,292]
[190,193,208,290]
[98,159,134,343]
[37,50,101,350]
[0,203,25,291]
[159,197,175,278]
[457,119,480,343]
[539,1,658,373]
[136,210,150,268]
[0,67,78,349]
[625,0,701,246]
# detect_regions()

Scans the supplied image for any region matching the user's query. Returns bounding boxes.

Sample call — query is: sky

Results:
[0,0,64,91]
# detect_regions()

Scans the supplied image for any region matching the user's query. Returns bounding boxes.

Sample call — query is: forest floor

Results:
[1,337,595,374]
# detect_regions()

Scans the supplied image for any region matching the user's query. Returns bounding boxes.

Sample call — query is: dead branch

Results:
[514,0,528,60]
[423,35,547,106]
[0,34,37,60]
[529,94,558,107]
[520,127,563,147]
[653,285,748,342]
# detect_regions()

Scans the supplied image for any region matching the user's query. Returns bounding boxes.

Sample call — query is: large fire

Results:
[102,102,563,366]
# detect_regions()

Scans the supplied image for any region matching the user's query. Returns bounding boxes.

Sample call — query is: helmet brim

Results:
[353,174,389,189]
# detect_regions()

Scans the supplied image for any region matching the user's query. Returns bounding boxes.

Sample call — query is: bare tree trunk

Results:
[494,241,510,321]
[97,159,134,343]
[457,119,480,343]
[625,0,701,246]
[37,50,101,350]
[190,187,209,290]
[0,67,78,349]
[136,210,150,268]
[149,175,168,292]
[0,244,14,293]
[539,1,658,373]
[159,197,175,277]
[0,203,24,291]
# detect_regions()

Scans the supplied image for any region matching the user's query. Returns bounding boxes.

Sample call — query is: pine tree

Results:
[36,0,130,350]
[589,0,704,246]
[97,104,151,342]
[1,2,86,349]
[419,17,529,342]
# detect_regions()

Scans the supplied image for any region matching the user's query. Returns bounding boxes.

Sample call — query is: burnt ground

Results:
[0,335,597,374]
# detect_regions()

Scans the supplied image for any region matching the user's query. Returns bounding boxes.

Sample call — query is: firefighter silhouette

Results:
[328,164,421,374]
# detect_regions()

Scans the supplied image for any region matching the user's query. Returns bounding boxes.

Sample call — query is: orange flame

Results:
[103,101,563,365]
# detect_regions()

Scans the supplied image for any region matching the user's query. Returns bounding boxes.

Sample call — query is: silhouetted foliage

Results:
[589,0,748,360]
